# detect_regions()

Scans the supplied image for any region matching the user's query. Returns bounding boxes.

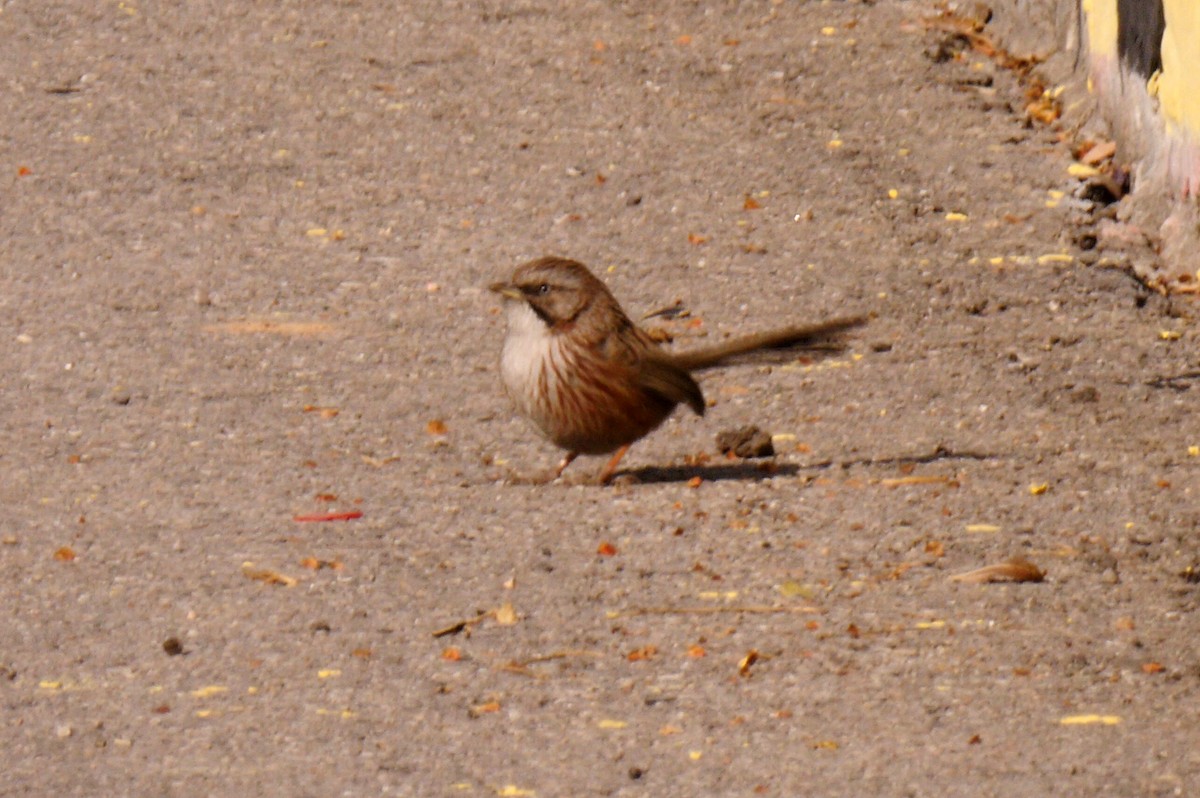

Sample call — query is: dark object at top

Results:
[1117,0,1165,79]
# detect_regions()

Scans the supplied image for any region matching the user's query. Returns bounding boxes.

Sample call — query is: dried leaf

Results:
[53,546,76,562]
[627,645,657,662]
[469,700,501,717]
[494,602,519,626]
[293,511,362,522]
[597,542,618,556]
[431,611,489,638]
[1079,140,1116,164]
[1059,714,1120,725]
[950,557,1045,584]
[778,581,814,599]
[687,233,708,246]
[738,649,759,676]
[299,557,342,570]
[441,646,462,661]
[426,419,448,435]
[242,565,297,587]
[686,644,706,658]
[880,475,955,487]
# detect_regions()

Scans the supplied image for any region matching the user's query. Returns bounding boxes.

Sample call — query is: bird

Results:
[489,256,865,483]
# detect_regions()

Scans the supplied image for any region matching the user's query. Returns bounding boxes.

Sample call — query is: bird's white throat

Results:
[499,301,560,414]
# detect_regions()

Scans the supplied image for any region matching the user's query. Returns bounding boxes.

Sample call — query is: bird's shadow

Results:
[617,461,801,484]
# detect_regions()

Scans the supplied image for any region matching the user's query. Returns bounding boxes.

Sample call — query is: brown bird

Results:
[490,256,865,483]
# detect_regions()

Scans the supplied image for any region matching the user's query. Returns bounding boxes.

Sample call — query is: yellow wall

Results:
[1157,0,1200,135]
[1081,0,1117,59]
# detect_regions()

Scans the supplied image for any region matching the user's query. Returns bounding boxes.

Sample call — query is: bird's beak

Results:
[489,281,522,301]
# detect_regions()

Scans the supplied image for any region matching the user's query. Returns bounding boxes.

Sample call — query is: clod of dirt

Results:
[716,426,775,458]
[925,33,970,63]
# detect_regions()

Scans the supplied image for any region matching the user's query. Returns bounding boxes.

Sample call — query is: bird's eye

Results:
[537,283,550,295]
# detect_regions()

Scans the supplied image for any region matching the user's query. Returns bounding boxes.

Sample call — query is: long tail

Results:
[669,315,868,372]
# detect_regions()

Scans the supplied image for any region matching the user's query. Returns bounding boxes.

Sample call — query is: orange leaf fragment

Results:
[441,646,462,661]
[686,476,703,489]
[686,644,707,658]
[1142,662,1165,674]
[924,540,945,558]
[315,493,338,502]
[53,546,76,562]
[293,511,363,522]
[593,39,607,51]
[743,195,761,210]
[687,233,708,246]
[351,647,372,659]
[426,419,448,435]
[18,166,32,176]
[1079,139,1116,165]
[950,557,1045,584]
[597,542,618,556]
[595,172,607,184]
[627,645,658,662]
[676,34,692,45]
[299,557,342,570]
[470,700,501,716]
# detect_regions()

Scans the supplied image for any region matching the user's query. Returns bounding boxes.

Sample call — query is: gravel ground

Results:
[1,1,1197,796]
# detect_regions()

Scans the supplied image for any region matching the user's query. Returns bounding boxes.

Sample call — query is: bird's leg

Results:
[554,451,578,480]
[597,444,632,485]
